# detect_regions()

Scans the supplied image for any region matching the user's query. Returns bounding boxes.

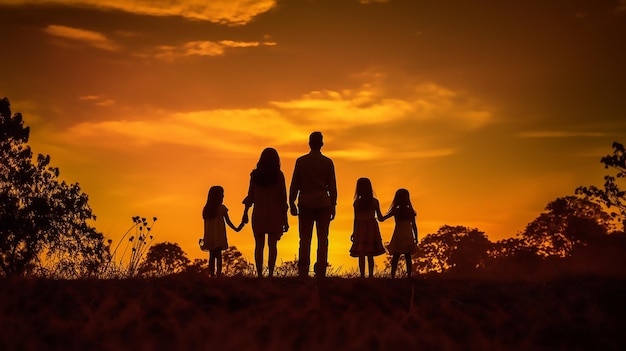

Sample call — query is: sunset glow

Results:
[2,0,625,271]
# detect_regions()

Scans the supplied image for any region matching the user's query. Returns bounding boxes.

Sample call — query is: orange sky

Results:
[2,0,626,272]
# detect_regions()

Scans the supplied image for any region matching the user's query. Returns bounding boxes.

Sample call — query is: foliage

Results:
[273,257,300,277]
[576,141,626,231]
[0,97,107,277]
[489,237,534,259]
[221,246,254,276]
[415,225,492,274]
[521,196,611,257]
[138,241,190,277]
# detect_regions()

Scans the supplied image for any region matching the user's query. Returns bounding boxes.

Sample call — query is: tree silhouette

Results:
[490,237,533,258]
[415,225,491,274]
[521,196,611,257]
[0,97,107,277]
[138,241,190,277]
[576,141,626,232]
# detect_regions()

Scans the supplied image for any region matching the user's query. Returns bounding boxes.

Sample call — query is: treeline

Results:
[2,97,625,279]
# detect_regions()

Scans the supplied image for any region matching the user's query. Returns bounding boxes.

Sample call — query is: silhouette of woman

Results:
[243,148,289,278]
[349,178,386,277]
[201,186,245,277]
[381,188,418,278]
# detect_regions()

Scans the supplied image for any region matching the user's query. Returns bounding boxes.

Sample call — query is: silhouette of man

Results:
[289,131,337,278]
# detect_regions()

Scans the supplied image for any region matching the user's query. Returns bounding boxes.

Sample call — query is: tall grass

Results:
[102,216,158,278]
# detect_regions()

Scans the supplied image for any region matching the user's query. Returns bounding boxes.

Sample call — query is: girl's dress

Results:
[203,204,229,251]
[349,198,386,257]
[386,216,418,254]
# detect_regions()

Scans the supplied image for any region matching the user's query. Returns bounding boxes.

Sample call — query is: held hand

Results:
[242,213,249,224]
[236,222,245,232]
[290,204,298,216]
[283,224,289,232]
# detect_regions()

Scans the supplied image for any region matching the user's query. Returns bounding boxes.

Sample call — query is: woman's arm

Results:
[280,172,289,232]
[350,204,357,242]
[242,174,255,224]
[411,218,418,243]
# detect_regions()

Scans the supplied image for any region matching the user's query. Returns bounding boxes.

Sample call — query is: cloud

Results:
[328,147,456,161]
[57,80,490,162]
[270,82,492,131]
[9,0,276,25]
[45,25,120,51]
[79,95,115,106]
[518,131,605,138]
[61,107,299,155]
[153,40,274,60]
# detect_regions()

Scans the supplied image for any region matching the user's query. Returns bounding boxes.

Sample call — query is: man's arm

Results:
[328,160,337,220]
[289,160,299,216]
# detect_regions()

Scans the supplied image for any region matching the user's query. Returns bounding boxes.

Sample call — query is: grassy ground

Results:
[1,274,625,350]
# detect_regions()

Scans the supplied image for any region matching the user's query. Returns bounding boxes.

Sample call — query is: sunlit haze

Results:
[2,0,625,271]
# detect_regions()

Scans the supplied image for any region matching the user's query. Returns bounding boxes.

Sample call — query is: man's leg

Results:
[314,207,332,277]
[298,208,314,277]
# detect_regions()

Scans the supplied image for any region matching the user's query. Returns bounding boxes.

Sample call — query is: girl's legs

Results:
[215,249,223,276]
[268,234,279,277]
[404,253,412,278]
[367,256,374,277]
[391,254,400,278]
[358,256,366,278]
[254,234,265,277]
[208,250,217,277]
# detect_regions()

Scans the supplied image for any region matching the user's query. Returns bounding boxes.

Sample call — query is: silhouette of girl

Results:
[381,188,418,278]
[201,185,245,277]
[349,178,386,277]
[243,148,289,278]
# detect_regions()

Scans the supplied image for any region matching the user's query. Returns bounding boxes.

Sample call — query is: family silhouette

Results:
[201,131,418,278]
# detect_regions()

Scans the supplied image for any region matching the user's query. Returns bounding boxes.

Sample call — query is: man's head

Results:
[309,131,323,151]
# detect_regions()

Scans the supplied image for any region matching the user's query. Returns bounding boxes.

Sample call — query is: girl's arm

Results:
[375,199,385,222]
[350,204,357,242]
[224,212,243,232]
[380,207,394,222]
[411,218,418,243]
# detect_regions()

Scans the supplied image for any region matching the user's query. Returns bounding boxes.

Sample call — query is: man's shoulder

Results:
[295,151,334,166]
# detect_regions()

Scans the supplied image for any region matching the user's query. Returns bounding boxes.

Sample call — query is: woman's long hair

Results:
[203,186,223,219]
[354,177,375,211]
[386,188,416,220]
[251,148,281,187]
